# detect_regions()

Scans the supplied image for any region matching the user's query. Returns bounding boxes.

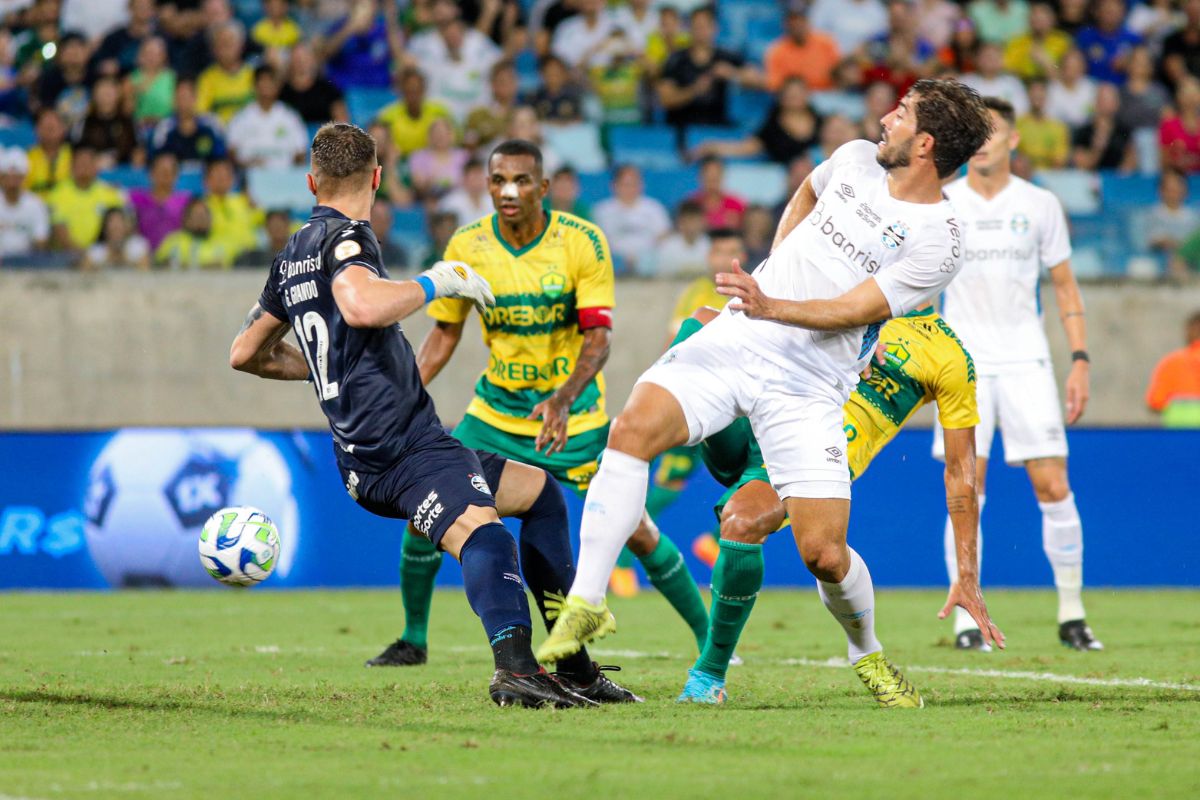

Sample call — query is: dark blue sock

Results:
[518,475,595,681]
[458,522,537,673]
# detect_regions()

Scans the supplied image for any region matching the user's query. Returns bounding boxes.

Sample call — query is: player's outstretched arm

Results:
[416,320,465,386]
[938,426,1005,650]
[771,174,817,250]
[716,260,891,330]
[1049,259,1090,424]
[332,261,495,329]
[229,303,311,381]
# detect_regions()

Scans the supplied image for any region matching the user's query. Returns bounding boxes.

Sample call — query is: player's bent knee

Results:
[719,510,774,545]
[440,505,503,559]
[494,461,547,517]
[626,514,659,556]
[796,539,849,583]
[1027,459,1071,503]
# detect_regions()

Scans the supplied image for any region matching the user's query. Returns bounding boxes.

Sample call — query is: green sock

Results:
[695,540,763,680]
[638,534,710,651]
[399,533,442,649]
[616,546,637,569]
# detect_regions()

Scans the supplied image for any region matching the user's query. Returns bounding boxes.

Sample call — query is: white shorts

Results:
[932,360,1068,466]
[636,318,851,501]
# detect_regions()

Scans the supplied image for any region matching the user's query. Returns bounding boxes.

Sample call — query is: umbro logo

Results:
[825,446,844,458]
[835,183,856,203]
[840,184,855,197]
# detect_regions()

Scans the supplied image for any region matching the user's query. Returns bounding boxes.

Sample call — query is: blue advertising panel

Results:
[0,428,1195,589]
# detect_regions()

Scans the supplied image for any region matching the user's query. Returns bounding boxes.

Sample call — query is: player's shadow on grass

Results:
[0,688,311,722]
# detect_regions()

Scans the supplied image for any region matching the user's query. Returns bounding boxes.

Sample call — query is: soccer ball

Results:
[198,506,281,587]
[83,429,300,588]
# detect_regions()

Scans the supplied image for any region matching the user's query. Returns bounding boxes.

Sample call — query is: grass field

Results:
[1,588,1198,799]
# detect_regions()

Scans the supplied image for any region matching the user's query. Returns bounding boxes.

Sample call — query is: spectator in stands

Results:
[667,228,746,338]
[418,209,458,268]
[47,145,125,252]
[942,17,981,74]
[368,200,410,269]
[1145,311,1200,427]
[502,104,562,173]
[155,195,233,269]
[915,0,963,49]
[742,203,774,268]
[367,120,416,208]
[438,158,490,226]
[550,0,616,70]
[376,67,454,156]
[1119,47,1168,136]
[197,21,254,125]
[0,148,49,261]
[60,0,129,42]
[1074,0,1141,85]
[464,60,519,149]
[149,79,227,169]
[317,0,403,90]
[859,80,898,144]
[407,2,502,121]
[613,0,657,54]
[1160,0,1200,93]
[407,116,468,200]
[124,37,176,130]
[968,0,1030,44]
[689,155,747,231]
[159,0,209,78]
[960,42,1030,116]
[35,32,92,130]
[644,5,689,79]
[82,207,151,270]
[592,163,670,275]
[92,0,159,78]
[1071,82,1136,172]
[26,108,72,197]
[1055,0,1089,35]
[1144,170,1198,262]
[813,114,858,162]
[1016,78,1070,170]
[203,156,260,258]
[128,151,189,250]
[657,5,762,133]
[809,0,888,55]
[75,75,140,168]
[527,54,583,123]
[544,164,589,219]
[859,1,937,98]
[690,78,820,166]
[652,199,708,278]
[764,6,839,92]
[1003,2,1071,81]
[1046,48,1097,131]
[279,44,347,125]
[1128,0,1186,53]
[226,66,307,170]
[252,0,303,70]
[468,0,528,55]
[585,29,644,125]
[234,208,293,267]
[1160,77,1200,174]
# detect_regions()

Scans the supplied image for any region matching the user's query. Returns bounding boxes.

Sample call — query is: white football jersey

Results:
[941,176,1072,370]
[723,140,964,401]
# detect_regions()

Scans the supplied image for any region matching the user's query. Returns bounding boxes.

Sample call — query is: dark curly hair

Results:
[910,79,994,179]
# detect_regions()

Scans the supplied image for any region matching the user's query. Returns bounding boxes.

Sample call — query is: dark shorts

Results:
[338,429,502,547]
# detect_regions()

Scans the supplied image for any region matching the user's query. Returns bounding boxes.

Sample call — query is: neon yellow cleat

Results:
[852,652,924,708]
[536,594,616,664]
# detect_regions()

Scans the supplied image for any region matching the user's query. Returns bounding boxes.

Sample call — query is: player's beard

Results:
[876,135,913,171]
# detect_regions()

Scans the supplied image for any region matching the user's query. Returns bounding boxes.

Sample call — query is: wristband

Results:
[415,275,436,303]
[1071,350,1090,363]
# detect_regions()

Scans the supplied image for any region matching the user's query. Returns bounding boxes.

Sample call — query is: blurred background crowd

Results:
[1,0,1200,280]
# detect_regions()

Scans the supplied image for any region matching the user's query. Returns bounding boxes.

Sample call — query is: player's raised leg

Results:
[536,380,694,663]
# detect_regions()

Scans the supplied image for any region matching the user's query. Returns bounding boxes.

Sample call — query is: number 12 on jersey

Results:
[293,311,340,400]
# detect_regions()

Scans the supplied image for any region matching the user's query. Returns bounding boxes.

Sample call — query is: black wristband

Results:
[1071,350,1090,363]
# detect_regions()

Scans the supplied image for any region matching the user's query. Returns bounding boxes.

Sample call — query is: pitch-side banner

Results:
[0,428,1195,589]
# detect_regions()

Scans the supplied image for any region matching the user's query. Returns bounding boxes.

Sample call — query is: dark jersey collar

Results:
[311,205,368,224]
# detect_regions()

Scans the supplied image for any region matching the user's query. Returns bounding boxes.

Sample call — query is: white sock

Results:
[1040,493,1085,623]
[818,547,883,664]
[569,449,649,606]
[944,495,985,634]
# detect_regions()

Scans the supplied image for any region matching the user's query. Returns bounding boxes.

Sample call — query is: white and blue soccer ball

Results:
[83,429,300,588]
[198,506,281,587]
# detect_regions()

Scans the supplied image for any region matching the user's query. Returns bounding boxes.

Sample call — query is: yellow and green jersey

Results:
[844,308,978,479]
[429,211,615,438]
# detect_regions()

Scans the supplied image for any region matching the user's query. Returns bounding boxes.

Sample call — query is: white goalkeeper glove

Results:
[416,260,496,312]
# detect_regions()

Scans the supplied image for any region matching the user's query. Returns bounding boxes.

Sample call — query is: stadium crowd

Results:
[1,0,1200,279]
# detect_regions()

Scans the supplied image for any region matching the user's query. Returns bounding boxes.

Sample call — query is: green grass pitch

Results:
[1,588,1197,799]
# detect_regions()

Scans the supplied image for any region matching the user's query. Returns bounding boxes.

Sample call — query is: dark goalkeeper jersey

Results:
[258,205,442,473]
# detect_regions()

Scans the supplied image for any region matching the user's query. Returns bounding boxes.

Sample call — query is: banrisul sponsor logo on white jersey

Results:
[881,220,909,250]
[808,200,882,273]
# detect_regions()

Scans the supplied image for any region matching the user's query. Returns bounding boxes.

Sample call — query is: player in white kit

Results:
[934,97,1102,652]
[536,79,997,707]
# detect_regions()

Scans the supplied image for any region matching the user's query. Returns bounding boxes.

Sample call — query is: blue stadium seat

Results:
[100,166,149,190]
[346,88,396,126]
[1035,170,1099,215]
[515,48,540,94]
[745,16,782,62]
[177,167,204,195]
[543,122,607,172]
[609,125,681,171]
[576,170,612,205]
[246,166,313,213]
[642,165,699,211]
[729,89,774,132]
[717,0,779,50]
[684,125,746,154]
[725,162,787,206]
[0,122,35,149]
[810,91,866,120]
[390,207,427,256]
[1100,172,1157,211]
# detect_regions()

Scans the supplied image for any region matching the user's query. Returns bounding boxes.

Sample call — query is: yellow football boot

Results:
[536,594,617,664]
[853,652,924,708]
